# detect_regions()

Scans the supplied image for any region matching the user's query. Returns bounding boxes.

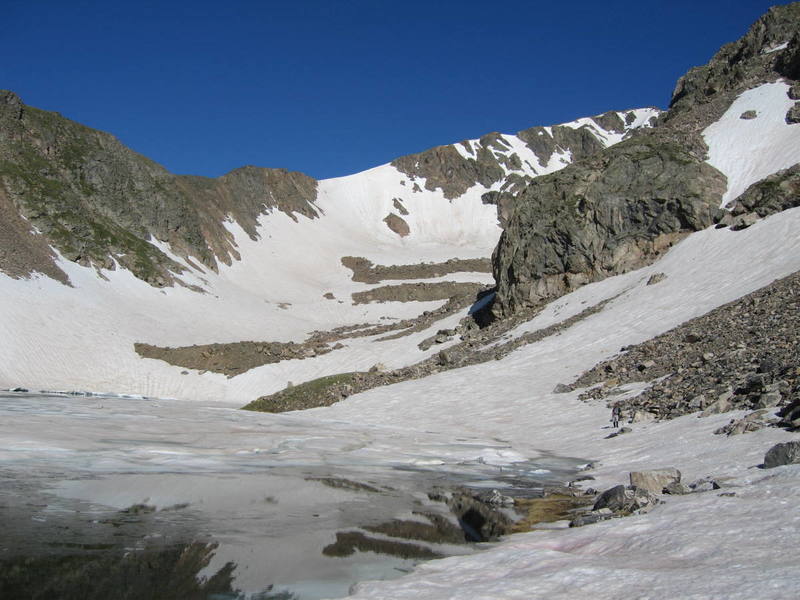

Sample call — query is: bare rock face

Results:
[726,164,800,218]
[391,143,505,200]
[0,90,317,285]
[0,180,70,284]
[515,122,605,170]
[491,131,725,316]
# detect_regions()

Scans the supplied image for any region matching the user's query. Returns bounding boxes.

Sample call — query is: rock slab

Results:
[629,468,682,494]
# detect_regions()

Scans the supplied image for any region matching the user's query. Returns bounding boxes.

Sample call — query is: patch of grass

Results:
[510,494,592,532]
[242,372,365,412]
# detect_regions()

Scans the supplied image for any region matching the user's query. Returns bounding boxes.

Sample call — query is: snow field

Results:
[0,161,503,402]
[704,80,800,205]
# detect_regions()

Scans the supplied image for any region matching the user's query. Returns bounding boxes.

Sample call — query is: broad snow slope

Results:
[318,206,800,600]
[0,111,652,402]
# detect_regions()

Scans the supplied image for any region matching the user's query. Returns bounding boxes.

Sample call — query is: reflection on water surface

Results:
[0,392,584,599]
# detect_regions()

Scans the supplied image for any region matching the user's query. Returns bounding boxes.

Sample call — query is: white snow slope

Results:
[704,80,800,206]
[0,108,655,402]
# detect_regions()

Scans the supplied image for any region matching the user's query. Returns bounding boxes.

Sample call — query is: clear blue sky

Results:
[2,0,787,180]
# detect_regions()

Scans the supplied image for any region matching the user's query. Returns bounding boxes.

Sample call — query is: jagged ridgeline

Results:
[491,2,800,317]
[0,91,317,286]
[0,84,655,289]
[390,110,653,201]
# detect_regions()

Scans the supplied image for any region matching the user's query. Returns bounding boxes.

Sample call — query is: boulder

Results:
[592,484,658,513]
[763,440,800,468]
[630,410,656,423]
[629,468,682,494]
[569,508,615,527]
[491,130,725,317]
[752,391,782,409]
[786,103,800,125]
[689,478,721,492]
[730,212,759,230]
[778,400,800,429]
[592,485,627,512]
[714,410,769,436]
[700,394,733,416]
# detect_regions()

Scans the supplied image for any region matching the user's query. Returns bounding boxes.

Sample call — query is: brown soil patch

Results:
[383,212,410,237]
[341,256,492,284]
[352,281,483,304]
[245,293,613,412]
[135,339,333,377]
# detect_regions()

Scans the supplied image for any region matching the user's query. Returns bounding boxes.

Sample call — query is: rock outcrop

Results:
[391,109,656,200]
[391,140,505,200]
[724,164,800,220]
[666,3,800,137]
[491,131,725,315]
[490,3,800,318]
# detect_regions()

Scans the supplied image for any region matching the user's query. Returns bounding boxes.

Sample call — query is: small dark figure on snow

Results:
[611,405,621,428]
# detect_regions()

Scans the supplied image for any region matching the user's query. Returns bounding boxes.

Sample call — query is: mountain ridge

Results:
[0,90,656,288]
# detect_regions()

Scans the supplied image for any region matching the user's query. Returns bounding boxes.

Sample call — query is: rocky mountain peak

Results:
[0,90,23,117]
[666,3,800,133]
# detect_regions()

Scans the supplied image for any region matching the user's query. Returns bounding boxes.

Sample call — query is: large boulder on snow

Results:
[763,440,800,468]
[491,131,725,316]
[592,484,659,514]
[629,468,682,494]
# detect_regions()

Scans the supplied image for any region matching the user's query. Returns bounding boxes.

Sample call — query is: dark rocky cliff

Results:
[492,132,726,315]
[491,3,800,317]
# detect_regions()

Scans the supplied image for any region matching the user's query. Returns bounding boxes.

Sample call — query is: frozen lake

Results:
[0,392,583,599]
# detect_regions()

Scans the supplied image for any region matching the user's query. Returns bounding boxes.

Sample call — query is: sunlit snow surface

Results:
[704,80,800,205]
[4,209,799,599]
